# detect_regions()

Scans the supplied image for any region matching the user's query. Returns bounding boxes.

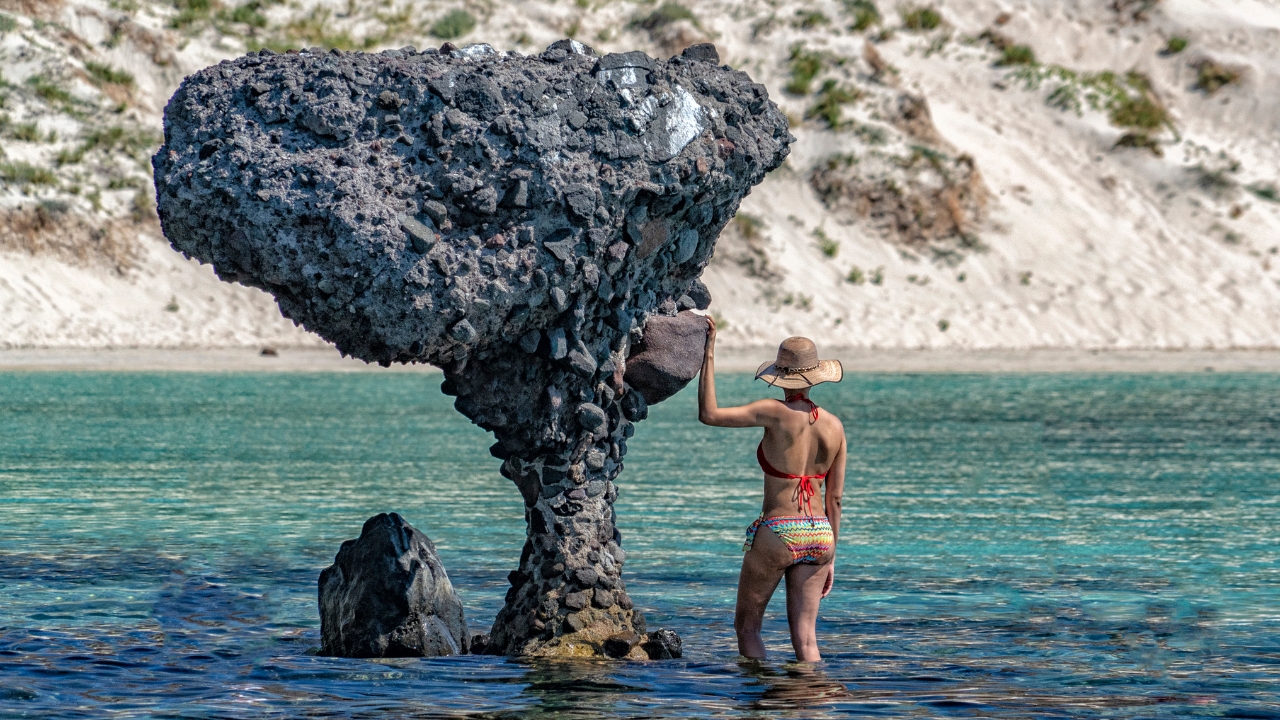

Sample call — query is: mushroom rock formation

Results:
[153,39,792,656]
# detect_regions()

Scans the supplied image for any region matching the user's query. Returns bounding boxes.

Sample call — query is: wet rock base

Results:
[603,629,683,660]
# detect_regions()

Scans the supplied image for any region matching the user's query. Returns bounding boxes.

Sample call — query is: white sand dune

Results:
[1,0,1277,352]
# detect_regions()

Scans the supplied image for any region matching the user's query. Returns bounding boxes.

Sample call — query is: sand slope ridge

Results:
[1,0,1277,350]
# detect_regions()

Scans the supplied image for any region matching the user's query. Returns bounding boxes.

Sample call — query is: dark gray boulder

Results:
[625,311,708,404]
[642,629,683,659]
[601,628,683,659]
[154,40,790,656]
[319,512,469,658]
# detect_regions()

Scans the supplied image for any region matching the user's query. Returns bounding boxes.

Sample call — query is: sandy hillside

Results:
[1,0,1277,350]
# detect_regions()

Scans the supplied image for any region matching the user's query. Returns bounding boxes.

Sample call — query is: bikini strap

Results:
[784,392,820,423]
[757,442,825,518]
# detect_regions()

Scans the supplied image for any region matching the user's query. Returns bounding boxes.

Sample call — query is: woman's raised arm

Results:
[698,316,780,428]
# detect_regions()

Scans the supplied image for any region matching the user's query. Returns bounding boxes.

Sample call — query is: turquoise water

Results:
[1,371,1278,718]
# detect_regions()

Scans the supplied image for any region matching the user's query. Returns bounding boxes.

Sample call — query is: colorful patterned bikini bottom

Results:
[743,514,834,565]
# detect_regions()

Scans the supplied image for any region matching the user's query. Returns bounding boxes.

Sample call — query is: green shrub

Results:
[1246,182,1278,203]
[1191,164,1236,197]
[229,1,268,27]
[268,8,358,51]
[869,266,884,285]
[632,2,699,31]
[854,123,887,144]
[844,0,879,31]
[1162,36,1187,55]
[806,79,862,129]
[55,148,82,165]
[85,61,135,87]
[171,0,216,29]
[1109,94,1166,130]
[847,266,865,284]
[786,45,824,95]
[1113,132,1162,156]
[26,75,72,106]
[0,13,16,34]
[1,161,57,185]
[12,122,39,142]
[813,228,839,257]
[901,6,941,31]
[58,126,162,165]
[996,44,1036,66]
[937,319,950,332]
[734,213,764,240]
[430,9,475,39]
[131,189,155,222]
[1194,60,1241,94]
[793,10,830,29]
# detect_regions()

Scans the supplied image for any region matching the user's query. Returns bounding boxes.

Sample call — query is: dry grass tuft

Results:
[844,0,879,31]
[810,150,988,259]
[0,0,64,20]
[1111,0,1162,23]
[1193,59,1243,94]
[716,213,784,281]
[900,6,941,31]
[891,93,942,144]
[0,202,147,273]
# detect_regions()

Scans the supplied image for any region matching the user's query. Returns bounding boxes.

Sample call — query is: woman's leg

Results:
[735,525,790,659]
[784,561,830,662]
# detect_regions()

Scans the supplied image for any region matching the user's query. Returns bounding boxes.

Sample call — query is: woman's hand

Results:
[704,315,717,355]
[821,563,834,598]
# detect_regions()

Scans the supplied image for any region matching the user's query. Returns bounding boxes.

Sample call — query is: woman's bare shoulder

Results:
[820,409,846,434]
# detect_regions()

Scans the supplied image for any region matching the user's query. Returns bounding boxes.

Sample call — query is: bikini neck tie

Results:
[786,392,820,423]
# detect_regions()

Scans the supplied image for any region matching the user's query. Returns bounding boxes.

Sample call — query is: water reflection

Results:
[509,659,636,716]
[739,660,853,715]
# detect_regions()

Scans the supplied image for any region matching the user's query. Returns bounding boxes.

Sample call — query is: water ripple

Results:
[0,372,1277,717]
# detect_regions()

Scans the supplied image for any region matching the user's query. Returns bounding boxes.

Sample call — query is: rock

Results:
[603,631,641,659]
[154,40,790,658]
[681,43,721,64]
[642,629,683,659]
[624,311,709,405]
[577,403,607,431]
[686,280,712,310]
[318,513,469,658]
[469,632,490,655]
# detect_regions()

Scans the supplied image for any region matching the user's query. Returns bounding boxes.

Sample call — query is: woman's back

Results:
[758,397,845,518]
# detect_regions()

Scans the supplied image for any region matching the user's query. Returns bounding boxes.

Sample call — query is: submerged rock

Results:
[642,629,683,660]
[155,40,790,656]
[318,513,469,658]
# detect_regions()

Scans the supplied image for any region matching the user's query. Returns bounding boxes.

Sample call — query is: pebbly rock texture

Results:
[602,629,684,660]
[319,512,469,658]
[154,39,791,656]
[623,310,709,405]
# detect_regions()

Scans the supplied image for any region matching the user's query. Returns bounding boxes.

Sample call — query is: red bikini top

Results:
[756,393,827,516]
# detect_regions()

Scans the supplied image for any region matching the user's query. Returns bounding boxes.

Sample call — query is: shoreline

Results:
[1,346,1279,373]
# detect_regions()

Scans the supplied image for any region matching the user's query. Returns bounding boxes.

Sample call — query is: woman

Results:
[698,318,846,662]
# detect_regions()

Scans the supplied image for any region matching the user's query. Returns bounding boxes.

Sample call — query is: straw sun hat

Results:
[755,337,843,390]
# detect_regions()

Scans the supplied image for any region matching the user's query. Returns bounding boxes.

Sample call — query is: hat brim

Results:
[755,359,843,389]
